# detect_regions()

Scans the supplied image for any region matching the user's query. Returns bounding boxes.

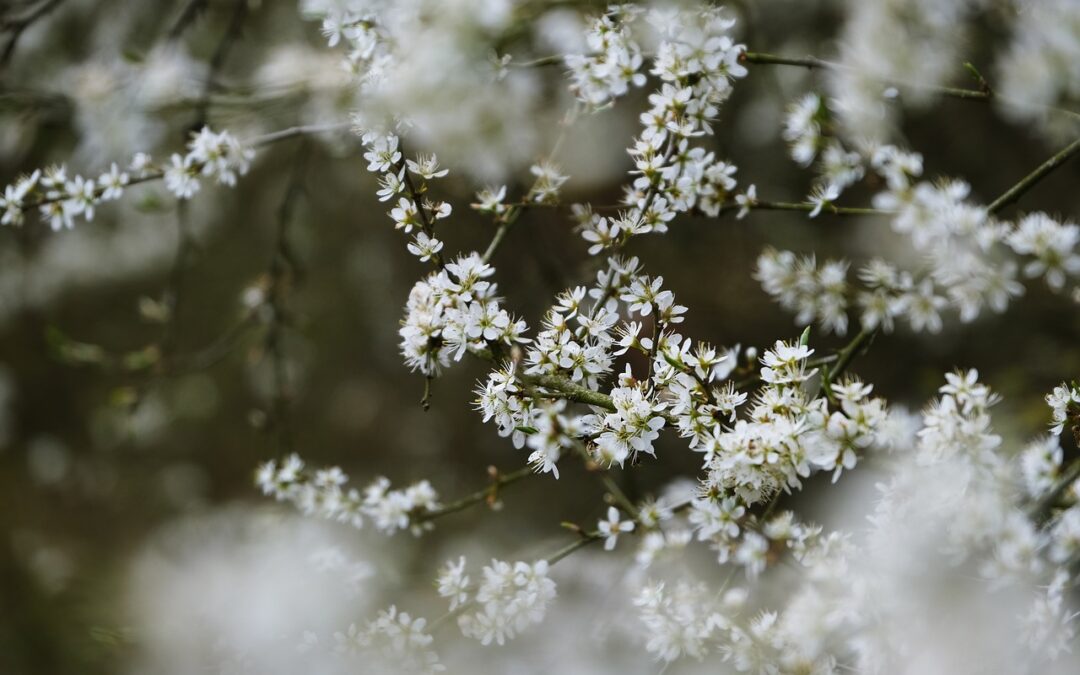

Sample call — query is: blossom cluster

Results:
[997,0,1080,136]
[231,2,1080,671]
[576,6,747,253]
[399,253,528,377]
[256,454,440,536]
[619,372,1080,669]
[1046,382,1080,437]
[827,0,972,140]
[782,92,865,194]
[758,133,1080,334]
[436,557,557,646]
[564,6,646,107]
[474,260,695,475]
[333,605,444,674]
[702,342,888,502]
[0,127,252,230]
[360,129,453,263]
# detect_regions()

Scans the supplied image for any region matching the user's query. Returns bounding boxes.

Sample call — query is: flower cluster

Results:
[1046,382,1080,436]
[523,284,618,387]
[1007,212,1080,291]
[399,253,528,376]
[616,371,1080,669]
[703,340,888,504]
[755,248,851,335]
[782,93,866,200]
[437,557,557,646]
[584,384,666,467]
[565,6,645,107]
[256,454,440,535]
[634,579,726,662]
[650,334,744,449]
[997,0,1080,137]
[0,127,251,230]
[577,7,747,253]
[334,605,444,674]
[361,130,453,263]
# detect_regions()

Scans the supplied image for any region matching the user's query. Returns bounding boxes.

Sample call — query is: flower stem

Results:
[987,136,1080,215]
[417,464,536,523]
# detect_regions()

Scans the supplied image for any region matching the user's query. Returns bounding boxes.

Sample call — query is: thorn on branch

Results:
[560,521,584,536]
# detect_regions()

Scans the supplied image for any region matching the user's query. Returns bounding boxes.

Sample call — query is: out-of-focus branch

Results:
[415,464,537,523]
[160,200,195,366]
[191,0,250,131]
[20,122,352,211]
[740,50,1080,121]
[0,0,65,69]
[261,143,309,454]
[167,0,209,40]
[987,136,1080,215]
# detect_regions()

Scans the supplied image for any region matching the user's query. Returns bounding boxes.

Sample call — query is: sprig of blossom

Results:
[1046,382,1080,436]
[400,253,528,376]
[333,605,444,674]
[445,557,557,646]
[565,6,646,107]
[576,7,747,254]
[1,127,251,230]
[360,130,452,262]
[256,454,440,535]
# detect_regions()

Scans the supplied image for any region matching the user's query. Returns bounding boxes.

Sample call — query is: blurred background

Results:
[1,0,1079,672]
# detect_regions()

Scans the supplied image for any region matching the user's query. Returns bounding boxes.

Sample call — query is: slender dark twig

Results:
[263,143,310,453]
[987,137,1080,215]
[191,0,250,131]
[167,0,209,40]
[1,0,65,69]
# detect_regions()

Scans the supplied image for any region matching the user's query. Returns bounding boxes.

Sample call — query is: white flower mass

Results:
[4,0,1080,674]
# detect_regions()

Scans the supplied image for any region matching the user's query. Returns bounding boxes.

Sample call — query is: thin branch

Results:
[820,328,876,402]
[481,106,576,263]
[19,122,352,212]
[416,465,536,523]
[249,121,352,147]
[1029,457,1080,519]
[523,373,617,411]
[167,0,209,40]
[1,0,64,69]
[160,201,194,364]
[717,200,892,218]
[263,143,309,454]
[740,50,1080,121]
[741,51,994,102]
[508,54,564,69]
[190,0,249,131]
[824,328,875,385]
[480,211,520,263]
[987,136,1080,215]
[544,532,602,564]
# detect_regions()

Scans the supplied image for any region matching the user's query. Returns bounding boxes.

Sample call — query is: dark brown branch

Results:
[1,0,65,69]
